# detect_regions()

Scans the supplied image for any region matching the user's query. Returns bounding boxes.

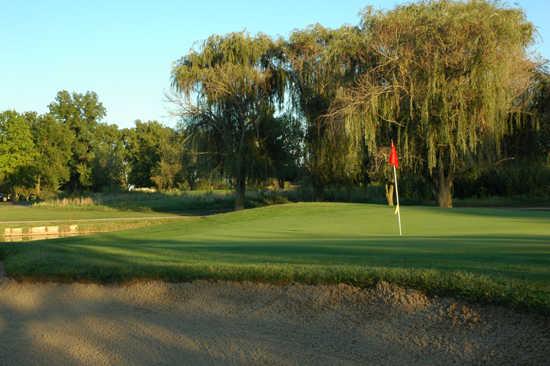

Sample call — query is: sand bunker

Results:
[0,279,548,365]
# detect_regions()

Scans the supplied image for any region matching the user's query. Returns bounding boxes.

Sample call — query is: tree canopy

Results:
[329,0,537,206]
[171,32,288,209]
[0,0,547,207]
[48,90,106,191]
[0,111,36,185]
[286,24,368,195]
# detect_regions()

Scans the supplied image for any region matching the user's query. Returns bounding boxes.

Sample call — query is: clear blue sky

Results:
[1,0,549,128]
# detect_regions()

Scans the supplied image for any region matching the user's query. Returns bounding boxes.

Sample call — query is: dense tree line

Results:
[1,0,549,207]
[0,89,303,201]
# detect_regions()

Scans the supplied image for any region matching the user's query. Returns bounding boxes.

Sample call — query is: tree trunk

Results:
[437,167,453,208]
[277,178,285,190]
[234,117,247,211]
[234,131,247,210]
[235,175,246,210]
[35,175,41,196]
[310,140,325,201]
[234,152,246,210]
[310,164,324,201]
[385,182,394,207]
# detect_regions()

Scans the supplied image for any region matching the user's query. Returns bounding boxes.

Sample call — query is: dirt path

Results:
[0,280,548,365]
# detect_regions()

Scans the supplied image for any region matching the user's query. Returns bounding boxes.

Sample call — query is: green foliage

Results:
[1,1,548,205]
[177,124,224,190]
[0,111,36,193]
[171,32,288,208]
[286,24,367,194]
[454,69,550,199]
[92,123,129,191]
[27,113,74,193]
[48,90,106,191]
[126,120,176,188]
[455,160,550,198]
[504,68,550,163]
[246,113,304,186]
[331,0,537,207]
[151,131,185,191]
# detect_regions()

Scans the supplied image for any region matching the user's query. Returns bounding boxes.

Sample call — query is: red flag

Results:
[389,142,399,168]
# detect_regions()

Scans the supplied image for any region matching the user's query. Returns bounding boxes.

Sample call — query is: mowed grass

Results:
[0,204,184,222]
[1,203,549,313]
[0,203,190,235]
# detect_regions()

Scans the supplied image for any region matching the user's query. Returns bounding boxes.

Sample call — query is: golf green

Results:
[1,203,549,311]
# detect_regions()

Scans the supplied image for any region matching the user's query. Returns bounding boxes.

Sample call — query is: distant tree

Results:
[126,120,174,188]
[151,130,184,191]
[177,123,224,190]
[0,111,36,195]
[27,112,74,194]
[259,113,304,188]
[331,1,536,207]
[92,123,129,191]
[48,90,106,191]
[171,32,287,209]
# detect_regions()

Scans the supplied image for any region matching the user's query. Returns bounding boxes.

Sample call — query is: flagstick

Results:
[393,165,402,236]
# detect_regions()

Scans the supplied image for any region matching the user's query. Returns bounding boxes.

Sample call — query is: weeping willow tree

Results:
[286,24,368,198]
[171,32,286,209]
[330,0,536,207]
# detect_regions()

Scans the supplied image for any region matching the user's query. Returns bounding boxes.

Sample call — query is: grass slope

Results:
[1,203,549,312]
[0,204,183,222]
[0,204,189,236]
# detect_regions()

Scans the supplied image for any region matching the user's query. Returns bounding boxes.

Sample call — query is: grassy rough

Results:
[1,202,549,313]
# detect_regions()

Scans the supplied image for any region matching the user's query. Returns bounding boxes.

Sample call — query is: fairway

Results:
[2,202,549,312]
[0,204,184,221]
[0,204,191,240]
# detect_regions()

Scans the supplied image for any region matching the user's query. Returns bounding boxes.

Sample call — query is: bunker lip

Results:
[0,279,548,365]
[0,271,548,317]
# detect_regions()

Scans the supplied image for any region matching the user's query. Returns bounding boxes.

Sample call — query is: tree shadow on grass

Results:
[3,232,550,286]
[407,205,550,221]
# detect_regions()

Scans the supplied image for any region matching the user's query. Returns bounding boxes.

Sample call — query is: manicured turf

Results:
[0,204,182,222]
[1,203,549,312]
[0,203,189,235]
